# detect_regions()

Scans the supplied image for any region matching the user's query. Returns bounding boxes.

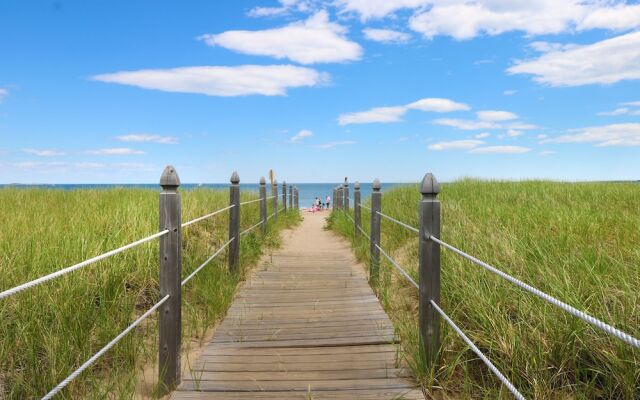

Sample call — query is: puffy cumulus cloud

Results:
[541,123,640,147]
[0,88,7,103]
[406,98,470,112]
[507,31,640,86]
[476,110,518,121]
[409,1,640,40]
[598,101,640,116]
[247,0,312,17]
[116,134,178,144]
[362,28,411,44]
[93,65,328,97]
[428,139,484,151]
[470,145,531,154]
[338,106,407,125]
[199,11,362,64]
[339,97,468,125]
[290,129,313,143]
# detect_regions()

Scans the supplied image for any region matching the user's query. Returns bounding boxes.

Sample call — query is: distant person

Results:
[326,196,331,209]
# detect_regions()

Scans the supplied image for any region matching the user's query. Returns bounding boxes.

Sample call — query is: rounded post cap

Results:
[420,172,440,195]
[373,178,381,190]
[160,165,180,188]
[354,181,360,189]
[259,176,266,185]
[230,171,240,184]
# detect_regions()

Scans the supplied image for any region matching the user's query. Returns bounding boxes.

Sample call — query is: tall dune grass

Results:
[0,187,299,399]
[328,179,639,399]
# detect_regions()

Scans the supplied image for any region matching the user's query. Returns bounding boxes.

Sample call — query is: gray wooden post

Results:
[343,178,349,210]
[369,179,381,283]
[228,172,240,273]
[354,181,361,240]
[332,188,336,210]
[336,186,342,209]
[294,187,299,209]
[260,177,267,234]
[289,185,293,209]
[158,165,182,392]
[419,173,441,367]
[273,180,278,222]
[282,181,287,212]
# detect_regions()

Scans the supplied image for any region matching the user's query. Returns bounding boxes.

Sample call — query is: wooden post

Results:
[294,187,299,209]
[158,165,182,392]
[282,181,287,212]
[273,180,278,222]
[228,171,240,273]
[419,173,441,367]
[336,186,342,209]
[354,181,361,240]
[343,178,349,210]
[332,188,336,210]
[370,179,381,283]
[289,185,293,209]
[260,177,267,234]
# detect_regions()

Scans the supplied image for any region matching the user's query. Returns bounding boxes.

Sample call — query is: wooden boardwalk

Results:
[172,212,424,399]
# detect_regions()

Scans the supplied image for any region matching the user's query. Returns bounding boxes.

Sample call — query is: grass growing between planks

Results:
[328,179,639,399]
[0,187,300,399]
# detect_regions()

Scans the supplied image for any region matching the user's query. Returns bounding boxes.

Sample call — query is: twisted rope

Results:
[239,198,262,206]
[182,204,234,228]
[375,244,419,289]
[430,236,640,349]
[376,211,419,234]
[181,238,234,286]
[42,295,171,400]
[240,221,263,236]
[431,300,526,400]
[0,229,169,300]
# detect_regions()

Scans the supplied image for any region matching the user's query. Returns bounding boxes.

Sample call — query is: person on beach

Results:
[326,196,331,209]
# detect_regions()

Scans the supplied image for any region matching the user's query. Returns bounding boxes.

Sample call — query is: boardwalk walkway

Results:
[172,212,424,399]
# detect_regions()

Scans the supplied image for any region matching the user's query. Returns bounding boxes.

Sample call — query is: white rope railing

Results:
[0,229,170,301]
[266,212,276,220]
[357,225,371,241]
[240,221,263,236]
[181,204,234,228]
[430,300,526,400]
[360,204,372,212]
[430,236,640,349]
[181,238,235,286]
[375,244,419,289]
[240,198,262,206]
[42,294,171,400]
[376,211,419,234]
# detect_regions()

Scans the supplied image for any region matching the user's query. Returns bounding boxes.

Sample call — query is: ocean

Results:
[0,182,407,209]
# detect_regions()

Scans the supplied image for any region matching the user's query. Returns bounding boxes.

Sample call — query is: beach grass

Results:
[328,179,639,399]
[0,187,300,399]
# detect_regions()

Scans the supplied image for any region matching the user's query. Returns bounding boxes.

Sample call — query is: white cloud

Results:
[290,129,313,143]
[536,134,548,139]
[22,148,66,157]
[503,90,517,96]
[577,4,640,31]
[339,97,468,125]
[407,97,470,112]
[93,65,327,97]
[363,28,411,44]
[199,11,362,64]
[508,31,640,86]
[335,0,429,21]
[14,161,68,169]
[75,162,107,169]
[470,146,531,154]
[317,140,357,149]
[598,107,630,116]
[539,150,556,156]
[338,106,407,125]
[0,88,7,103]
[116,134,178,144]
[477,110,518,121]
[506,129,524,137]
[474,132,490,139]
[247,0,312,17]
[598,101,640,116]
[541,123,640,147]
[622,101,640,107]
[428,139,484,151]
[86,148,145,155]
[433,118,497,130]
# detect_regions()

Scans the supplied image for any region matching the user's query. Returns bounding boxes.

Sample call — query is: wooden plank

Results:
[171,213,423,399]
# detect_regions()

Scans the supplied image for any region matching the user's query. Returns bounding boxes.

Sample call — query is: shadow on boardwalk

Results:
[172,212,424,399]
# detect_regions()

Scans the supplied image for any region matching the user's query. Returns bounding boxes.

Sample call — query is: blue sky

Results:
[1,0,639,184]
